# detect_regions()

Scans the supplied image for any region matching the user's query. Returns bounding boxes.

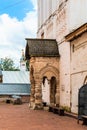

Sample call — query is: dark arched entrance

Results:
[50,77,56,104]
[78,84,87,120]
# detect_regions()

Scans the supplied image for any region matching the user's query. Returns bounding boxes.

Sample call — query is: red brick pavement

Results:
[0,103,86,130]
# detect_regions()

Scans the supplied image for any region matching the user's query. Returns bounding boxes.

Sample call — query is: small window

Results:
[41,32,44,39]
[72,44,74,52]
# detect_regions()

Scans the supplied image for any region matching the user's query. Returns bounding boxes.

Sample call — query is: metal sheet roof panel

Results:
[0,83,30,95]
[2,71,30,84]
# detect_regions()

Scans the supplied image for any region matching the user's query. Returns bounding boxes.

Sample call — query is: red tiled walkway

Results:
[0,103,86,130]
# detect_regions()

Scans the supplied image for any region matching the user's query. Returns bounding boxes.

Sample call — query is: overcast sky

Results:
[0,0,37,67]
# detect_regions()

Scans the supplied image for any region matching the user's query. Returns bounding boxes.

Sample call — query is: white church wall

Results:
[37,0,87,113]
[70,32,87,113]
[37,0,71,109]
[59,42,70,107]
[68,0,87,32]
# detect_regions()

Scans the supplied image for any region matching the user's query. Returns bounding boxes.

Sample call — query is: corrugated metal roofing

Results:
[2,71,30,84]
[0,83,30,95]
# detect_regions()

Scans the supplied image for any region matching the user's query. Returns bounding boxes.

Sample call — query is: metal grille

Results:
[78,84,87,120]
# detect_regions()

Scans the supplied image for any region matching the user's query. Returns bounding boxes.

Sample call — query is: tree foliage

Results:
[0,57,19,71]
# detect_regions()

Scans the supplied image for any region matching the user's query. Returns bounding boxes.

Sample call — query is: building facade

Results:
[37,0,87,113]
[65,23,87,113]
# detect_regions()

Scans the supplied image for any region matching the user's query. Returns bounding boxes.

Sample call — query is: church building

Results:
[20,49,26,71]
[25,0,87,114]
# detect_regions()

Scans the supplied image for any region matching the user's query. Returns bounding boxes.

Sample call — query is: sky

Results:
[0,0,37,67]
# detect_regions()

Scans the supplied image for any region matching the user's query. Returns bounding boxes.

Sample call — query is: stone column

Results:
[55,80,60,105]
[48,78,54,105]
[34,77,43,110]
[29,65,35,109]
[29,80,35,109]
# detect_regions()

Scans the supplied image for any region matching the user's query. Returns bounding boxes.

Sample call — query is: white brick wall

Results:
[37,0,87,113]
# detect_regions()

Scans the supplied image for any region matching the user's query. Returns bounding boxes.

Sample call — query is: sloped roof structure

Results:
[2,71,30,84]
[0,71,30,95]
[0,83,30,95]
[65,23,87,41]
[25,39,60,59]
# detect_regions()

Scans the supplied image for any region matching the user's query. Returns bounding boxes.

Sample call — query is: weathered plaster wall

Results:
[59,42,70,107]
[37,0,71,108]
[37,0,87,113]
[70,32,87,113]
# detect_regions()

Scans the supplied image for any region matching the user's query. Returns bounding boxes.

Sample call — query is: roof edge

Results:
[25,38,57,42]
[29,55,60,58]
[65,23,87,41]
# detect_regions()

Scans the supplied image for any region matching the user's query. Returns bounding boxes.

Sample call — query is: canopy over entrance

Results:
[25,39,60,109]
[25,38,60,59]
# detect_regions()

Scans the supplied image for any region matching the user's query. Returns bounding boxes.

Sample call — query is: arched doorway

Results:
[42,76,58,106]
[29,65,59,109]
[78,84,87,120]
[25,38,60,109]
[50,77,56,104]
[40,65,59,107]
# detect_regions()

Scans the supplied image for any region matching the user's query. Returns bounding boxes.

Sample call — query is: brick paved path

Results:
[0,103,86,130]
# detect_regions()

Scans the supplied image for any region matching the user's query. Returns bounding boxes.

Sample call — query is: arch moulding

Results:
[39,65,59,81]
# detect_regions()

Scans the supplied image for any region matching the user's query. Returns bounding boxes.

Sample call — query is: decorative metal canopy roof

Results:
[25,39,60,59]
